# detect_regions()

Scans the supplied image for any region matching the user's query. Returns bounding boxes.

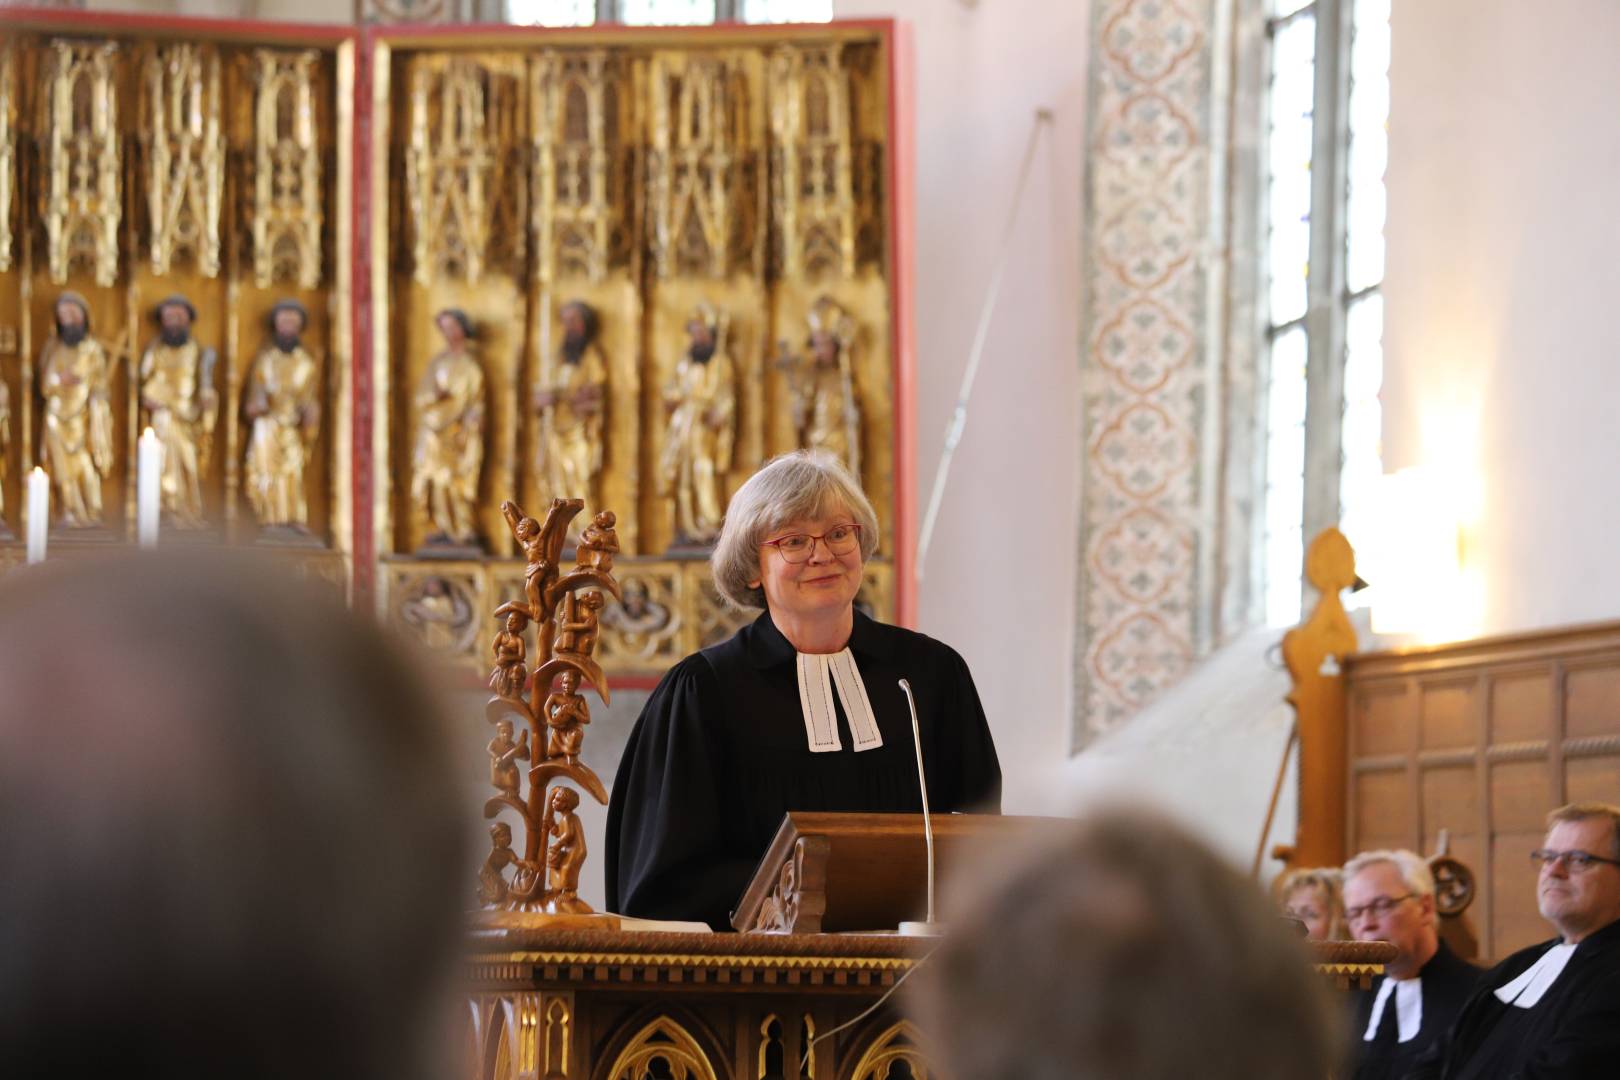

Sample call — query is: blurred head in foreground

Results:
[911,808,1343,1080]
[0,552,466,1079]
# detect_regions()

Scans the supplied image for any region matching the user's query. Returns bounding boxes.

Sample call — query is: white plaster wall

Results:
[1056,625,1297,872]
[833,0,1087,811]
[1382,0,1620,636]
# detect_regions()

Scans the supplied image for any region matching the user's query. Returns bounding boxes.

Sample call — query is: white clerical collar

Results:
[796,649,883,753]
[1493,942,1576,1009]
[1363,975,1424,1043]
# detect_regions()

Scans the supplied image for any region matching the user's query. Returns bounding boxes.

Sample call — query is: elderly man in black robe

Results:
[1341,849,1480,1079]
[1411,802,1620,1079]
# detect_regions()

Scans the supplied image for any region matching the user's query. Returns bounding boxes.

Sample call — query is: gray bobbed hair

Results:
[710,450,879,610]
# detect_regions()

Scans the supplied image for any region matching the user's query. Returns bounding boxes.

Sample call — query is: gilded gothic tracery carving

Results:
[648,53,760,280]
[606,1017,720,1080]
[768,44,856,280]
[140,44,224,279]
[406,55,527,286]
[252,49,323,289]
[531,50,633,284]
[43,40,122,287]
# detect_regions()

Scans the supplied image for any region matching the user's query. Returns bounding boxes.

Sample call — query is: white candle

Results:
[137,426,163,548]
[26,467,49,565]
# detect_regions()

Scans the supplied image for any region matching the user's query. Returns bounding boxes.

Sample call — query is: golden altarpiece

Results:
[0,12,353,584]
[371,22,902,684]
[0,14,905,682]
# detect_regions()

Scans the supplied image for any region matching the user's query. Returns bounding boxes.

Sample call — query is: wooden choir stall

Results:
[1275,527,1620,964]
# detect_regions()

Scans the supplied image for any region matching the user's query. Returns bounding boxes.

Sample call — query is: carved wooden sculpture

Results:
[479,496,620,921]
[1276,527,1360,870]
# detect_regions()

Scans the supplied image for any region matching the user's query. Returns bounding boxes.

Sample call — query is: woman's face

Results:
[1283,884,1334,941]
[752,507,865,625]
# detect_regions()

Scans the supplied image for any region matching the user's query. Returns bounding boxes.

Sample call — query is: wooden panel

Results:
[1356,770,1413,852]
[1420,767,1477,849]
[1323,618,1620,964]
[1491,761,1556,832]
[1354,687,1410,757]
[1567,754,1620,805]
[1491,831,1548,958]
[1420,683,1476,750]
[1565,663,1620,738]
[1490,673,1553,744]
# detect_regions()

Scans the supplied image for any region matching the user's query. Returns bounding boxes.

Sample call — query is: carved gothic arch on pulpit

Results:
[841,1019,929,1080]
[598,1012,726,1080]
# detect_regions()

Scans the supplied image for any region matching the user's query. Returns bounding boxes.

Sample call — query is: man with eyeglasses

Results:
[1341,849,1481,1080]
[1411,802,1620,1079]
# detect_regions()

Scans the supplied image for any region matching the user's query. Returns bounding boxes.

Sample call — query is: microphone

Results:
[897,678,940,935]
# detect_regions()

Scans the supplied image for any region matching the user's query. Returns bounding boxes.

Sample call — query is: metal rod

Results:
[1253,719,1298,878]
[915,109,1052,583]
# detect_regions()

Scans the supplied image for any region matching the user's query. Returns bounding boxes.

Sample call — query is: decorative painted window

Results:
[1261,0,1389,625]
[508,0,833,25]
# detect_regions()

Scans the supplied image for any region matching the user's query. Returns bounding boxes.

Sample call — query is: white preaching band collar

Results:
[1493,943,1576,1010]
[796,649,883,753]
[1363,975,1424,1043]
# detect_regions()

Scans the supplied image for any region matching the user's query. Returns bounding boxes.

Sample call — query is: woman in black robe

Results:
[605,451,1002,929]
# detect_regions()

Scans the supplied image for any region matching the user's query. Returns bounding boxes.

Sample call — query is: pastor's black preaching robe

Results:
[1348,939,1480,1080]
[605,609,1002,930]
[1408,918,1620,1079]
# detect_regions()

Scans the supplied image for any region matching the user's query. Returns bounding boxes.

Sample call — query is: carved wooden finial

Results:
[1277,527,1361,872]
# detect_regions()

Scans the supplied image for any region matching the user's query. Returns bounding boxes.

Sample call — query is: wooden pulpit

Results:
[731,811,1066,934]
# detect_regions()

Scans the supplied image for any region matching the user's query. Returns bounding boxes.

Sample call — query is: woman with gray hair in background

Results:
[605,450,1001,929]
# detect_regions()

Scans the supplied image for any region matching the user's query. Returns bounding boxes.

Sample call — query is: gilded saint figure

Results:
[140,296,219,529]
[533,300,606,532]
[243,300,321,533]
[411,309,486,549]
[777,296,861,476]
[658,303,735,545]
[38,292,115,528]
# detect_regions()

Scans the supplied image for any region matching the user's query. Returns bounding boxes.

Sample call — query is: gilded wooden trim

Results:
[0,42,15,273]
[333,40,357,589]
[369,41,392,568]
[604,1017,720,1080]
[849,1020,929,1080]
[473,951,916,973]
